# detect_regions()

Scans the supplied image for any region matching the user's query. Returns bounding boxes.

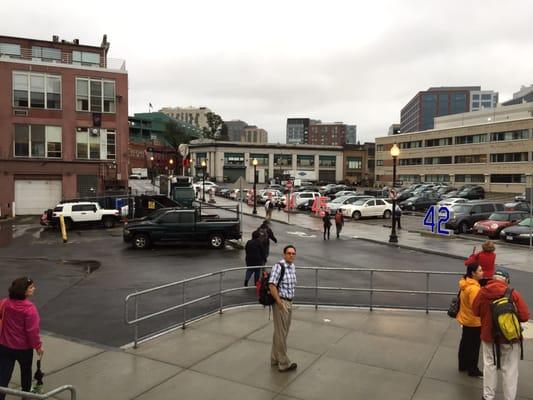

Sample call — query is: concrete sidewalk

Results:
[5,307,533,400]
[214,197,533,273]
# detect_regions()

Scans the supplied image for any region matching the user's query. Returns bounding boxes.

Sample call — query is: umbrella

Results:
[30,358,44,394]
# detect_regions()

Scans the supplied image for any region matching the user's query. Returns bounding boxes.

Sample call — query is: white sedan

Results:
[437,197,468,208]
[340,198,393,220]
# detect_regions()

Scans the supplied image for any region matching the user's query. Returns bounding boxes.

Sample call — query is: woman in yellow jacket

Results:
[456,263,484,377]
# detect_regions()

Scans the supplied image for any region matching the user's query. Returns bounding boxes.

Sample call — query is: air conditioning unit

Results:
[90,128,100,136]
[13,109,28,117]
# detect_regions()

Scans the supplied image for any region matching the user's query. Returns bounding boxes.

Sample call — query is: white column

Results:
[268,153,274,180]
[336,154,343,182]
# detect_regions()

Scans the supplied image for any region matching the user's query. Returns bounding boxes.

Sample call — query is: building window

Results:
[490,130,529,141]
[31,46,61,62]
[490,152,528,163]
[297,155,314,167]
[424,174,450,182]
[224,152,245,166]
[424,156,452,165]
[0,43,21,58]
[425,137,453,147]
[346,157,362,169]
[250,153,269,166]
[454,154,486,164]
[72,51,100,67]
[319,156,336,168]
[376,160,384,166]
[490,174,525,183]
[76,128,115,160]
[195,152,207,166]
[76,78,115,113]
[455,174,484,183]
[399,140,423,149]
[376,144,384,152]
[13,125,62,158]
[13,72,61,109]
[399,175,421,183]
[274,154,292,167]
[399,158,423,166]
[455,134,487,145]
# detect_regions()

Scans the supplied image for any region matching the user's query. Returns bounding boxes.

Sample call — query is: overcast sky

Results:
[4,0,533,143]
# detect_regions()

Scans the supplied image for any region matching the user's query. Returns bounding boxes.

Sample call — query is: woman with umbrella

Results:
[0,277,44,399]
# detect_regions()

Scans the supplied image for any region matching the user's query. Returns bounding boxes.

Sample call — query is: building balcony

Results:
[0,47,126,71]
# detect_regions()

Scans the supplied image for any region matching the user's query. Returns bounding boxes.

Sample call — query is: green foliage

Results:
[163,120,191,151]
[202,112,228,140]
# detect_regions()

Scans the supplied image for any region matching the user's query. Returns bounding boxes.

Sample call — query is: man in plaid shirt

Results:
[269,245,297,372]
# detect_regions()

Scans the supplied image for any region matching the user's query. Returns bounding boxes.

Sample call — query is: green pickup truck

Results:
[123,208,241,249]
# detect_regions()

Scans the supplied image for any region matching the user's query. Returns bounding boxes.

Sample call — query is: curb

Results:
[354,237,466,260]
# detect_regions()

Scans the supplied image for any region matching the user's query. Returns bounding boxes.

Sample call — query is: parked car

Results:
[472,211,529,239]
[340,198,392,220]
[331,190,358,199]
[323,185,350,198]
[326,195,372,213]
[320,183,337,192]
[192,181,219,194]
[504,201,531,213]
[445,201,504,234]
[500,217,533,244]
[218,188,231,198]
[437,197,468,208]
[129,173,143,180]
[293,192,321,208]
[457,185,485,200]
[123,208,241,249]
[49,202,121,229]
[514,192,526,202]
[436,186,456,197]
[399,192,440,211]
[441,190,459,199]
[258,190,284,204]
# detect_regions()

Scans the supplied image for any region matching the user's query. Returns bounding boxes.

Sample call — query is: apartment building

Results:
[159,106,211,130]
[375,102,533,193]
[343,143,375,186]
[0,35,128,215]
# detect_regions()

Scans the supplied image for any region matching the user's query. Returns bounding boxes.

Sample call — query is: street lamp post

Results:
[201,160,207,202]
[389,143,400,243]
[169,158,174,176]
[252,158,258,214]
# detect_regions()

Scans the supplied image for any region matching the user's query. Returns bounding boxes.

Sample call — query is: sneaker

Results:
[279,363,297,372]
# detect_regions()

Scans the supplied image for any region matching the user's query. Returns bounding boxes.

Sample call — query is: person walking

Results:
[322,211,332,240]
[472,268,530,400]
[265,197,274,220]
[334,209,344,239]
[255,220,277,260]
[394,204,402,230]
[456,264,484,377]
[465,240,496,283]
[244,231,266,286]
[269,245,297,372]
[0,277,43,399]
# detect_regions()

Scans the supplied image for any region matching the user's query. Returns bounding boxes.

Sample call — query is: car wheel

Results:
[209,233,225,249]
[102,216,115,229]
[459,222,469,234]
[352,211,361,220]
[383,210,392,219]
[133,233,151,249]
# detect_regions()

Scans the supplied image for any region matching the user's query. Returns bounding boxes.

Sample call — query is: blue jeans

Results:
[244,267,261,286]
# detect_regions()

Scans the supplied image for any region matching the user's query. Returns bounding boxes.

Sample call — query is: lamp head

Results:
[390,143,400,157]
[169,159,174,165]
[252,158,258,166]
[201,160,206,167]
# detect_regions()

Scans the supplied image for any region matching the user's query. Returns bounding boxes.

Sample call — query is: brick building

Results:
[0,35,128,215]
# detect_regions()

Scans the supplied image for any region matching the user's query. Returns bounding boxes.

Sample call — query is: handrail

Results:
[124,266,463,348]
[0,384,77,399]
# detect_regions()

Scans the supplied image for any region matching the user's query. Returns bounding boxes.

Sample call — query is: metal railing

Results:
[124,266,462,348]
[0,385,77,399]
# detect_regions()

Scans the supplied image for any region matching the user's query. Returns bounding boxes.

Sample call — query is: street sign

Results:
[178,144,189,156]
[388,188,397,200]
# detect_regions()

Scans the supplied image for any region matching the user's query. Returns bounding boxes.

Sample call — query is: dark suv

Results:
[457,185,485,200]
[445,201,504,234]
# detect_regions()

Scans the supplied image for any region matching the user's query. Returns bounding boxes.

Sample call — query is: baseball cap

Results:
[494,268,510,281]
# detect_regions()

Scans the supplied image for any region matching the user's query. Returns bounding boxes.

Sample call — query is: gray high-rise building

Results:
[286,118,321,144]
[225,120,248,142]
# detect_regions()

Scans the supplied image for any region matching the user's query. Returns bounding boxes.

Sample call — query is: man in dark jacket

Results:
[255,220,277,260]
[472,268,529,400]
[244,231,266,286]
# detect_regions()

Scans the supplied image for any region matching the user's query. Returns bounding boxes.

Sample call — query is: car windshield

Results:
[452,205,471,214]
[488,213,509,221]
[331,196,350,203]
[518,218,533,226]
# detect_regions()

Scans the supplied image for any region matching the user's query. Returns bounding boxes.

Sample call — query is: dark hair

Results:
[252,230,260,239]
[283,245,296,254]
[8,277,34,300]
[464,263,479,279]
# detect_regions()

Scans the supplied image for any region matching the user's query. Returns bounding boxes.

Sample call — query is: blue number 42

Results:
[423,206,451,235]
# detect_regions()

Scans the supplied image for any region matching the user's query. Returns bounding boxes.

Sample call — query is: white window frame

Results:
[12,72,62,110]
[76,128,116,160]
[75,77,116,113]
[13,125,62,159]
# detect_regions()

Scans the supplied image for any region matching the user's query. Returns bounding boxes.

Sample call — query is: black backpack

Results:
[257,264,285,306]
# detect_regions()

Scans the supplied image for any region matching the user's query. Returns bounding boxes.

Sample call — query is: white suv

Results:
[51,202,121,229]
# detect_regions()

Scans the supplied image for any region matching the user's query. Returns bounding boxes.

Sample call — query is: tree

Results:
[162,120,191,175]
[202,112,229,140]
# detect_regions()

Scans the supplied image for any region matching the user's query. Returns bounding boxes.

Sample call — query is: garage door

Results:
[15,180,62,215]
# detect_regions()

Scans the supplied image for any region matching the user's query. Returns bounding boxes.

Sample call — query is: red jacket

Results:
[0,298,42,350]
[472,279,529,343]
[464,251,496,279]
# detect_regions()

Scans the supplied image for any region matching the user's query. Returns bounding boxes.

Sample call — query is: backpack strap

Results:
[277,263,286,287]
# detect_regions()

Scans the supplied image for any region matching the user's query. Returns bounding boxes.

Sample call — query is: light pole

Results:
[252,158,258,214]
[389,143,400,243]
[149,156,154,180]
[169,158,174,176]
[201,160,207,202]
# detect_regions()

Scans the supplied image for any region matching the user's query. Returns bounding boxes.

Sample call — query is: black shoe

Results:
[279,363,297,372]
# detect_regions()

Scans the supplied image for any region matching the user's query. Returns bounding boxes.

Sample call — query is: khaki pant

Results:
[271,299,292,370]
[482,341,520,400]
